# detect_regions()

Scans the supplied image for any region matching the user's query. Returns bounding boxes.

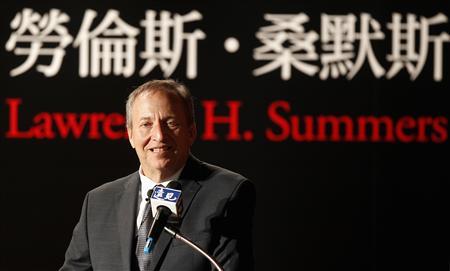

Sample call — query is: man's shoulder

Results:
[189,158,255,202]
[202,161,247,181]
[188,156,251,189]
[88,171,139,197]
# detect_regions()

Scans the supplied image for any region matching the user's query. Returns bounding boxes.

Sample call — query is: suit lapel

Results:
[117,172,140,271]
[149,155,202,271]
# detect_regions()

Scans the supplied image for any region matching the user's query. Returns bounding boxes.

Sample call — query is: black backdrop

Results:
[1,1,448,270]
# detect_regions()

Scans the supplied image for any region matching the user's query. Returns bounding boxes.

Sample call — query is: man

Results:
[60,79,255,271]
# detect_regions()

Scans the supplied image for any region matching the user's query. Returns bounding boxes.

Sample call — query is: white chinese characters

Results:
[5,9,449,81]
[139,10,205,79]
[253,13,319,80]
[74,9,139,78]
[254,12,449,81]
[6,8,73,77]
[386,13,450,81]
[6,8,205,79]
[320,13,385,79]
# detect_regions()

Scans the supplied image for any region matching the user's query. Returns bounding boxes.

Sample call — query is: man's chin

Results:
[150,159,172,169]
[147,159,178,173]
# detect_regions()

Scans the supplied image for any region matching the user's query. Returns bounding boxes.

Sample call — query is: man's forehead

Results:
[131,89,189,123]
[136,89,182,106]
[132,96,180,119]
[136,114,176,121]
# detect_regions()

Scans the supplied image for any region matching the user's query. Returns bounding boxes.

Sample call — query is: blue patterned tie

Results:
[136,200,153,270]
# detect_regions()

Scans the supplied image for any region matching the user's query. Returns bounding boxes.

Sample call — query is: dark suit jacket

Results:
[59,156,255,271]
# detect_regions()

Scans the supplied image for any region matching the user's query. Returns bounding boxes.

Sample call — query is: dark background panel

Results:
[0,1,448,271]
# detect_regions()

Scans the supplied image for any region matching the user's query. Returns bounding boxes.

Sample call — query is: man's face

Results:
[127,90,196,181]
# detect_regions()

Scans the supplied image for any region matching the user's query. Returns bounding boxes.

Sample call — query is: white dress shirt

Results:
[136,166,183,228]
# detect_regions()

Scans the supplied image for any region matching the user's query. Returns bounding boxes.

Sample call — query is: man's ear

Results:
[127,126,135,148]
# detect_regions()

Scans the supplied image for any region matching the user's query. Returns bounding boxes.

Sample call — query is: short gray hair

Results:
[126,79,195,128]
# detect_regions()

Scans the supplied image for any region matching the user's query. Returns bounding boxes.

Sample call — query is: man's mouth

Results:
[149,146,172,153]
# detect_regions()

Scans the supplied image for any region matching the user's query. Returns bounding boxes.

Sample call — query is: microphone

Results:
[145,189,153,201]
[144,181,182,254]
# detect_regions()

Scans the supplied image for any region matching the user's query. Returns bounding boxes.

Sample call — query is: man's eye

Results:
[141,122,152,127]
[167,121,178,128]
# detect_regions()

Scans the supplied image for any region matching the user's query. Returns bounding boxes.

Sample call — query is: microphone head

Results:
[146,182,180,201]
[150,183,182,217]
[167,181,181,190]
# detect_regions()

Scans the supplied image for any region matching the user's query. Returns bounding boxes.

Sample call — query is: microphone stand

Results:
[163,226,224,271]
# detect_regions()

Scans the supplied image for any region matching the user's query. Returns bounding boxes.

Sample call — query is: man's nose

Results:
[151,122,165,141]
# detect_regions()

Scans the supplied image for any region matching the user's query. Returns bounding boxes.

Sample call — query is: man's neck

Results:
[141,166,184,183]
